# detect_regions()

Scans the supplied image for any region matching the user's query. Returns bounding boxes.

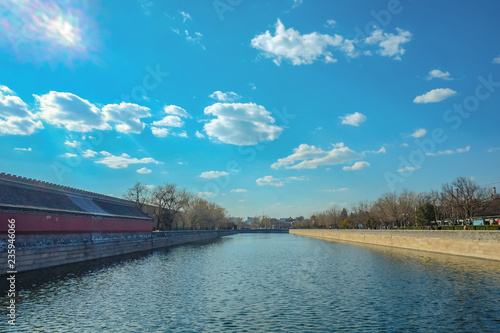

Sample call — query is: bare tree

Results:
[122,182,150,210]
[150,183,189,230]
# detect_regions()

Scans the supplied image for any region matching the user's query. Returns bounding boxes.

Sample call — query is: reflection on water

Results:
[1,234,499,332]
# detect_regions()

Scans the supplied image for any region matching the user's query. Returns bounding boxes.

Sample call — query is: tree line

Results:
[293,177,499,229]
[123,182,235,231]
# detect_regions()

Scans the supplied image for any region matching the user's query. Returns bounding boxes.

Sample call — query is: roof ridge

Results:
[0,172,131,205]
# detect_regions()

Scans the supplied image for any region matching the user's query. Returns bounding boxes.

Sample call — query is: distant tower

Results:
[493,187,497,196]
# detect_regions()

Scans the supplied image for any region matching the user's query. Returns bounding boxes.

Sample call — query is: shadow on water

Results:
[0,236,230,294]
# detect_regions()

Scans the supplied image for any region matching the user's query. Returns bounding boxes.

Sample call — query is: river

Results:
[1,233,500,332]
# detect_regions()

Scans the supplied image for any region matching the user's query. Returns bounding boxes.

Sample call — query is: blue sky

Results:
[1,0,499,218]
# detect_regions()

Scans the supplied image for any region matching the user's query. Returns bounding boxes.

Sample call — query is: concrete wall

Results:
[290,229,500,261]
[0,230,237,274]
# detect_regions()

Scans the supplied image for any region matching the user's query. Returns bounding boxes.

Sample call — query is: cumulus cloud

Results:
[102,102,151,134]
[82,149,98,158]
[151,105,190,137]
[204,102,283,146]
[151,127,169,137]
[95,151,161,169]
[200,171,229,179]
[426,69,453,81]
[209,91,241,102]
[343,161,370,171]
[413,88,457,104]
[271,143,362,170]
[251,19,349,65]
[64,140,79,147]
[137,167,152,174]
[397,165,421,173]
[251,20,412,65]
[231,189,247,193]
[325,188,348,192]
[14,147,32,152]
[340,112,367,126]
[195,130,205,139]
[426,145,470,156]
[163,105,190,118]
[492,56,500,64]
[0,86,43,135]
[152,115,184,127]
[411,128,427,138]
[364,28,412,60]
[256,175,308,187]
[36,91,110,132]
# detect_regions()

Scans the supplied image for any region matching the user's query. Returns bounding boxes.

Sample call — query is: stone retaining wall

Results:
[290,229,500,261]
[0,230,237,274]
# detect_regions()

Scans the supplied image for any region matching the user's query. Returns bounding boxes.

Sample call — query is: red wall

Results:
[0,211,153,234]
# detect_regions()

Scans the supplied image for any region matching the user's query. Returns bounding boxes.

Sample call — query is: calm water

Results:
[2,233,500,332]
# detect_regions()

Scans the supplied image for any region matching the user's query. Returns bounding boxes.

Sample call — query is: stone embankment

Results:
[0,230,237,274]
[290,229,500,261]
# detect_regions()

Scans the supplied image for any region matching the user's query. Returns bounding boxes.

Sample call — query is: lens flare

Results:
[0,0,97,65]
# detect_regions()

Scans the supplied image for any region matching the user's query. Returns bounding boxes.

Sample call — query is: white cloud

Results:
[152,115,184,127]
[249,83,257,90]
[14,147,32,152]
[137,167,152,174]
[163,105,190,118]
[426,69,452,81]
[102,102,151,134]
[397,165,421,173]
[176,131,188,138]
[0,86,43,135]
[209,91,241,102]
[400,143,409,147]
[292,0,303,8]
[151,127,169,137]
[251,19,350,65]
[231,189,247,193]
[324,19,336,28]
[0,85,14,94]
[195,130,205,139]
[197,192,215,198]
[204,102,283,145]
[251,20,412,65]
[488,147,500,153]
[364,28,412,60]
[256,175,308,187]
[200,171,229,179]
[325,188,348,193]
[95,151,161,169]
[343,161,370,171]
[82,149,98,158]
[64,140,79,147]
[61,152,78,158]
[36,91,110,132]
[151,105,190,137]
[413,88,457,104]
[271,143,362,170]
[180,11,191,23]
[492,56,500,64]
[411,128,427,138]
[340,112,367,126]
[426,145,470,156]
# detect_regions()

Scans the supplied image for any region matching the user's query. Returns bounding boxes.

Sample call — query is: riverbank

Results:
[0,230,238,274]
[290,229,500,261]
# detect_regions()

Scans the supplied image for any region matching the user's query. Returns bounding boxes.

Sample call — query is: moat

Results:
[1,233,499,332]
